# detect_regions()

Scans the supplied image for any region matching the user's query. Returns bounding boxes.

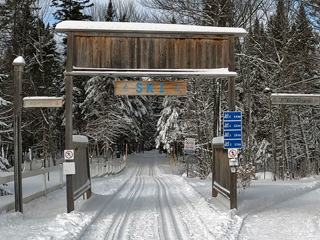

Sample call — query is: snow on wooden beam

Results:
[56,21,247,37]
[65,68,237,78]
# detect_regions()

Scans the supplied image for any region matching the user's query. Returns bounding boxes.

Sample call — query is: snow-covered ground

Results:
[0,150,320,239]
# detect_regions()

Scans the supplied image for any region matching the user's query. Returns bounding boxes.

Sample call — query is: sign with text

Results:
[23,97,63,108]
[184,138,195,154]
[271,94,320,105]
[223,111,242,149]
[115,81,187,96]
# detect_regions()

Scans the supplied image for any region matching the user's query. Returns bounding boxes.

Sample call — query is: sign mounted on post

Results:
[184,138,195,154]
[115,81,187,96]
[223,111,242,149]
[23,97,63,108]
[228,149,238,158]
[64,150,74,160]
[271,94,320,105]
[63,162,76,175]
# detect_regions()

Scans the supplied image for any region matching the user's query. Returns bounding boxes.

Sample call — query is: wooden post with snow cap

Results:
[65,32,75,213]
[13,56,25,213]
[228,37,238,210]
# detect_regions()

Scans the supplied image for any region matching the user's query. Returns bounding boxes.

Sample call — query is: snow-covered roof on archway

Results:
[55,21,247,37]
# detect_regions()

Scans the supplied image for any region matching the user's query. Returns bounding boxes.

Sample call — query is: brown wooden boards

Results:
[114,81,187,96]
[72,36,229,70]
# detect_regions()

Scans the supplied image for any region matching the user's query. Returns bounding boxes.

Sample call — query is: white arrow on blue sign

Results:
[223,111,242,149]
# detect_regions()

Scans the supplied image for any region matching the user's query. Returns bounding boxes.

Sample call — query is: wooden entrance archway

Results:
[56,20,247,212]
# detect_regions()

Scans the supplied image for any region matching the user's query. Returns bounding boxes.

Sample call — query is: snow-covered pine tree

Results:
[155,95,185,154]
[105,0,116,22]
[51,0,93,22]
[81,77,152,157]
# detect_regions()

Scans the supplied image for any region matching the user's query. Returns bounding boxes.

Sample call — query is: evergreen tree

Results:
[51,0,94,143]
[0,0,64,167]
[289,4,318,82]
[105,0,116,22]
[51,0,93,22]
[80,77,151,156]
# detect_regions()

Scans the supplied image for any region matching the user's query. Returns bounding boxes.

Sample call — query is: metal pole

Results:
[13,56,25,213]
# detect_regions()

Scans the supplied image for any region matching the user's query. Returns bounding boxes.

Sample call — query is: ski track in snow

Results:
[237,180,320,240]
[78,152,239,240]
[79,161,145,240]
[6,151,320,239]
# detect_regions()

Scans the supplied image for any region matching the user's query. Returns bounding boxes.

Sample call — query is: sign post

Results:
[223,111,242,149]
[184,138,195,154]
[13,56,25,213]
[184,138,195,177]
[223,111,242,209]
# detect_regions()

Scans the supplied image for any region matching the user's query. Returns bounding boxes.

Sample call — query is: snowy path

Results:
[79,151,239,240]
[1,151,320,240]
[237,181,320,240]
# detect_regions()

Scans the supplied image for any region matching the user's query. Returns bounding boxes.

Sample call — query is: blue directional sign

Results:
[224,130,242,139]
[223,111,242,149]
[223,111,242,121]
[223,122,242,130]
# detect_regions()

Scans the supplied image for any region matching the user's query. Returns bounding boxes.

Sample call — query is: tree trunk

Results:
[280,105,287,180]
[297,108,310,174]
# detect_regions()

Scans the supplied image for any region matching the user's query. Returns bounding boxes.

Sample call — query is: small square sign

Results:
[64,149,74,160]
[63,162,75,175]
[228,149,238,159]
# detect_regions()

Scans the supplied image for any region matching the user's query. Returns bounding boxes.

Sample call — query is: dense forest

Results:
[0,0,319,180]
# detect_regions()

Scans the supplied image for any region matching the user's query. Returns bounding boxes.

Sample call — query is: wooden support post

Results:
[13,56,25,213]
[66,33,75,213]
[228,36,237,209]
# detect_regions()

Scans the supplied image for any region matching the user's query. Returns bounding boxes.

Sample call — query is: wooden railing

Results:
[91,161,126,178]
[0,165,64,212]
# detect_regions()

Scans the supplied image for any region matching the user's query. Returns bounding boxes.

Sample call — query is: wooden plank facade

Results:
[72,34,231,70]
[56,21,246,76]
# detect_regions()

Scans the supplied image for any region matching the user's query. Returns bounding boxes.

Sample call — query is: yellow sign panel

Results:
[23,97,63,108]
[115,81,187,96]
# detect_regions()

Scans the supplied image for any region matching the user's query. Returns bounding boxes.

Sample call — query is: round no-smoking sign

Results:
[64,149,74,160]
[228,149,238,159]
